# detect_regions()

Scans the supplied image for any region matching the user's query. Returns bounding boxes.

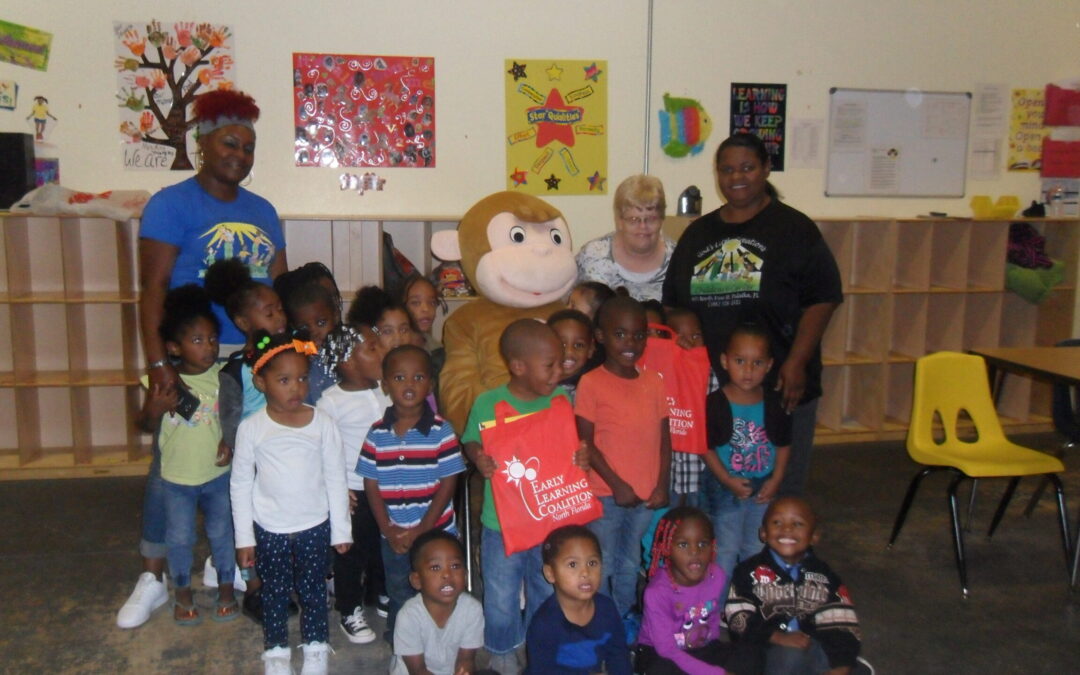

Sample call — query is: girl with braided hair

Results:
[637,507,730,674]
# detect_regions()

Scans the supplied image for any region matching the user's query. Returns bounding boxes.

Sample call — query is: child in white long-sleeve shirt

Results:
[231,331,352,675]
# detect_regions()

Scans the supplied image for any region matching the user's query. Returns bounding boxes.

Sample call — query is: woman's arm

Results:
[775,302,838,413]
[269,247,288,279]
[138,238,180,391]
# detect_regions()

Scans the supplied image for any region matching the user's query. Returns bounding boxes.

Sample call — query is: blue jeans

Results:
[139,437,168,559]
[381,536,418,639]
[588,496,655,617]
[163,471,235,589]
[480,526,552,654]
[256,520,330,650]
[703,474,769,582]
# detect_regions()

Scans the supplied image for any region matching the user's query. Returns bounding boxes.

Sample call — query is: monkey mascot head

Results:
[431,191,579,434]
[431,191,577,307]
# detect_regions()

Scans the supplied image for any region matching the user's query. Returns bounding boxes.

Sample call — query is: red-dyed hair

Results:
[193,89,259,125]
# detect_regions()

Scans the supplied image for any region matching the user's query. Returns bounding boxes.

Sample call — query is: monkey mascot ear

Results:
[431,191,576,309]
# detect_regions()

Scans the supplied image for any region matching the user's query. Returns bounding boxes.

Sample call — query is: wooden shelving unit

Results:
[816,217,1079,443]
[0,215,144,479]
[0,213,1074,478]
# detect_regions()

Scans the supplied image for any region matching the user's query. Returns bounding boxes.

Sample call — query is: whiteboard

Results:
[825,88,971,197]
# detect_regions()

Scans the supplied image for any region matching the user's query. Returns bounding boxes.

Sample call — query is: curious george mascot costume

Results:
[432,191,577,435]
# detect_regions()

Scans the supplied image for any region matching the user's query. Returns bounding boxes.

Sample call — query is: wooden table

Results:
[969,346,1080,589]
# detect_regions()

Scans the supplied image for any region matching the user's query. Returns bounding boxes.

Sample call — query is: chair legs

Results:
[987,477,1020,539]
[1046,474,1072,574]
[888,466,939,546]
[946,473,969,598]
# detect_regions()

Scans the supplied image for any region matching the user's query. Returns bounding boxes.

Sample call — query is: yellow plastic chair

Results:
[887,351,1071,596]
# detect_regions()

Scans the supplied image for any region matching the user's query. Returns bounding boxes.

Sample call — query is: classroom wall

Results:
[2,0,1078,248]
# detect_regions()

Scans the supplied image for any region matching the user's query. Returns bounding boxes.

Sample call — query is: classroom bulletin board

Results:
[825,88,971,197]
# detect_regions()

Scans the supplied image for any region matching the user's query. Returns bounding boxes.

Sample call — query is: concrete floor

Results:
[2,435,1079,674]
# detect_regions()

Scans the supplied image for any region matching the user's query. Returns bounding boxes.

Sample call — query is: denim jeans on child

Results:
[588,496,655,617]
[139,437,168,560]
[480,526,553,654]
[163,471,235,588]
[255,520,331,650]
[703,474,769,582]
[381,535,418,639]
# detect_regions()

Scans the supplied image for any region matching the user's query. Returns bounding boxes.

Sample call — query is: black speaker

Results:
[0,133,35,210]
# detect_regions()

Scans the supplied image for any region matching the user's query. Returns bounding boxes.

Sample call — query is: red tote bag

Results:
[479,395,603,555]
[639,325,711,455]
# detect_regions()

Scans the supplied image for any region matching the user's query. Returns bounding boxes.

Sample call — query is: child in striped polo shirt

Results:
[359,344,466,642]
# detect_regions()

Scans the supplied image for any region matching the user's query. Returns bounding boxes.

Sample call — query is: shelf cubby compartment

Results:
[1035,289,1075,347]
[849,220,893,291]
[1037,219,1080,287]
[889,293,927,360]
[846,294,890,361]
[929,220,971,290]
[962,293,1002,349]
[924,293,966,353]
[840,364,886,431]
[966,221,1008,290]
[884,362,916,428]
[820,300,848,365]
[892,221,932,291]
[999,291,1037,347]
[816,221,853,294]
[61,218,139,300]
[4,217,66,300]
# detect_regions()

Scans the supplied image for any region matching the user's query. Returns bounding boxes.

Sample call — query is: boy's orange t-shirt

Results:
[575,366,667,500]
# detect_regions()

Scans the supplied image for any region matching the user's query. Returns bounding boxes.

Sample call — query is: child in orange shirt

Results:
[575,296,672,624]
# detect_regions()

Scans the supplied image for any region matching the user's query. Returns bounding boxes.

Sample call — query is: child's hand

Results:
[755,476,781,503]
[396,527,419,553]
[236,547,256,570]
[646,485,669,509]
[348,490,358,514]
[474,449,497,478]
[612,482,642,508]
[722,475,754,499]
[386,524,412,554]
[770,629,812,649]
[333,543,352,555]
[215,441,232,467]
[572,441,591,472]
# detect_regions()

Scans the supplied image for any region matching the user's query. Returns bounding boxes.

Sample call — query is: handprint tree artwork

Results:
[114,20,235,170]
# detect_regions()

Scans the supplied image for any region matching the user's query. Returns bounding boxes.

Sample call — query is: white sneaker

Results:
[376,594,390,618]
[203,557,247,592]
[488,650,520,675]
[300,641,332,675]
[339,606,377,644]
[262,645,293,675]
[116,572,168,629]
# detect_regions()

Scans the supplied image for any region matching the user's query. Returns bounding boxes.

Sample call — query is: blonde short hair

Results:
[613,174,666,219]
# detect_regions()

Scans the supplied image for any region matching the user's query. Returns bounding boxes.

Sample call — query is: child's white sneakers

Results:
[262,645,293,675]
[300,642,332,675]
[203,556,247,592]
[116,572,168,628]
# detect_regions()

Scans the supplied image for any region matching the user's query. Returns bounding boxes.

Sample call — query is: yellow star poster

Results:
[505,59,607,195]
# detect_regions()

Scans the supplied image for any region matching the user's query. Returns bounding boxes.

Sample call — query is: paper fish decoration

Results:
[659,93,712,158]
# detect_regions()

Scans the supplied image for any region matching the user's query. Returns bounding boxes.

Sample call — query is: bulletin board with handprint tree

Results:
[113,20,236,171]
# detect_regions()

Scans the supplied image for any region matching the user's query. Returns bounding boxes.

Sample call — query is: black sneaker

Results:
[376,594,390,618]
[242,589,264,624]
[339,606,377,644]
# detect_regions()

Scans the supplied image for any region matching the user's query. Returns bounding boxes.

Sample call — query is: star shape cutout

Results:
[507,61,527,81]
[510,168,528,186]
[527,88,582,148]
[587,170,606,191]
[545,63,563,81]
[583,62,603,82]
[545,174,561,190]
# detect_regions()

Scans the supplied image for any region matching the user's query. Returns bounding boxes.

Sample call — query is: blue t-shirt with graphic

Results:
[139,177,284,345]
[715,401,776,479]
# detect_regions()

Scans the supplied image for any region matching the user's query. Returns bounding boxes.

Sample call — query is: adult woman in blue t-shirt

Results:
[118,89,287,630]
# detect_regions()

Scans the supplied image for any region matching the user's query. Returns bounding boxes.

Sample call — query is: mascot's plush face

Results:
[431,192,577,309]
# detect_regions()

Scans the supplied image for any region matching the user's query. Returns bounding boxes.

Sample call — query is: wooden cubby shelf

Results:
[814,217,1079,444]
[0,213,1075,477]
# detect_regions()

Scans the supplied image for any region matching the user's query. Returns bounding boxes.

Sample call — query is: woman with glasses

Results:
[575,174,674,301]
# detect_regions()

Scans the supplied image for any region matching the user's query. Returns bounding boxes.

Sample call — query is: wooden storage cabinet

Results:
[815,217,1078,443]
[0,215,144,478]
